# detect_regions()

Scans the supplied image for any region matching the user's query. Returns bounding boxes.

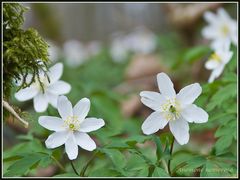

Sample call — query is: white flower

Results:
[15,63,71,112]
[38,96,105,160]
[63,40,87,67]
[205,41,233,83]
[125,27,157,54]
[202,8,237,49]
[110,36,129,63]
[140,73,208,145]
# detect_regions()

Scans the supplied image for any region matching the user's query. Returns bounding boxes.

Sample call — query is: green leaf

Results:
[54,173,79,177]
[207,83,237,111]
[152,167,169,177]
[153,135,163,161]
[201,160,231,177]
[182,45,210,63]
[4,152,52,177]
[4,154,41,176]
[222,72,237,83]
[101,149,126,169]
[215,135,233,155]
[125,135,151,147]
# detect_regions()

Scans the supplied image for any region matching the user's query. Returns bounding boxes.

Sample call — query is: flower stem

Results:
[80,152,97,177]
[71,160,80,176]
[168,138,175,176]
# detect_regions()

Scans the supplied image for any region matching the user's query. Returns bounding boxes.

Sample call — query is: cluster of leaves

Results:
[3,3,49,99]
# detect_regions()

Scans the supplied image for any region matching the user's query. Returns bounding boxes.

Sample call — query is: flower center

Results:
[161,98,181,121]
[209,53,221,63]
[221,24,229,37]
[64,116,80,131]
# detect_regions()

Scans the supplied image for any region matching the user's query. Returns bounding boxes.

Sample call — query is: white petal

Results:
[203,11,217,24]
[205,60,220,70]
[45,131,69,149]
[208,71,217,83]
[57,95,73,120]
[222,51,233,64]
[74,132,96,151]
[181,104,208,123]
[157,73,176,98]
[65,134,78,160]
[47,80,71,95]
[210,65,225,81]
[218,8,231,21]
[33,93,49,112]
[169,118,189,145]
[141,111,168,135]
[140,91,166,111]
[46,93,58,108]
[38,116,65,131]
[176,83,202,106]
[73,98,90,122]
[202,26,218,40]
[48,63,63,84]
[79,118,105,132]
[15,86,38,101]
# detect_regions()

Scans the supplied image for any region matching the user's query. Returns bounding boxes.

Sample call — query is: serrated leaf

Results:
[215,135,233,155]
[152,167,169,177]
[4,154,41,176]
[207,83,237,111]
[101,149,126,169]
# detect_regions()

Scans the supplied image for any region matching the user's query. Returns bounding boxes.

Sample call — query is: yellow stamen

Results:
[209,53,221,62]
[221,25,229,36]
[161,98,181,121]
[64,116,80,131]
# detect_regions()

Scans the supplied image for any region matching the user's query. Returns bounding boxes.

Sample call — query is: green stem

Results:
[80,152,97,177]
[51,156,65,172]
[71,160,80,176]
[168,138,175,176]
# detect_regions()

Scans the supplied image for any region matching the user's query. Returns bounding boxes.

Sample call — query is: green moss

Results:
[3,3,50,99]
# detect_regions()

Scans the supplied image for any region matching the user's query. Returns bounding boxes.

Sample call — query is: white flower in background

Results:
[48,41,61,63]
[15,63,71,112]
[125,27,157,54]
[110,36,130,63]
[63,40,87,67]
[202,8,237,49]
[38,96,105,160]
[205,41,233,83]
[140,73,208,145]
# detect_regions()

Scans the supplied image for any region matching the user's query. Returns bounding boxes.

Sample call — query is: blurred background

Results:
[4,2,237,177]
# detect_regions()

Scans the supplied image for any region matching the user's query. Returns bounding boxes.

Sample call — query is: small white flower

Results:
[63,40,87,67]
[15,63,71,112]
[140,73,208,145]
[110,35,130,63]
[205,41,233,83]
[38,96,105,160]
[125,27,157,54]
[202,8,237,49]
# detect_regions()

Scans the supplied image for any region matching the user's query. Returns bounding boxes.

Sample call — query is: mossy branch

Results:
[3,3,50,99]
